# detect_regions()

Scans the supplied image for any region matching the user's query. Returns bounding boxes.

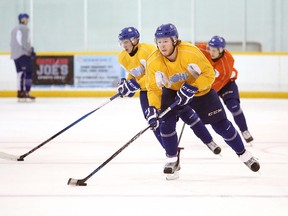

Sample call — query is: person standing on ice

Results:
[10,13,36,101]
[145,23,260,177]
[197,36,253,143]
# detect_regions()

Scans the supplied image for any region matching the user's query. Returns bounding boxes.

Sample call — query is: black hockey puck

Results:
[17,158,24,161]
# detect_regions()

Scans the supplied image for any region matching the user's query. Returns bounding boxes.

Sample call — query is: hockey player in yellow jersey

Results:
[116,27,164,148]
[145,23,260,176]
[118,27,156,92]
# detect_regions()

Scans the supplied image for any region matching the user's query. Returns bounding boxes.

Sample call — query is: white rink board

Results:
[1,54,288,92]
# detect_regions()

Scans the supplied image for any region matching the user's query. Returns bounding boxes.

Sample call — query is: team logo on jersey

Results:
[130,65,144,77]
[214,69,220,78]
[170,72,188,83]
[187,63,202,79]
[155,71,170,88]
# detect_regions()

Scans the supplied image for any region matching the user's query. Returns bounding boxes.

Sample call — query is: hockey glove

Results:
[117,78,127,97]
[176,83,198,106]
[122,79,140,97]
[145,106,160,130]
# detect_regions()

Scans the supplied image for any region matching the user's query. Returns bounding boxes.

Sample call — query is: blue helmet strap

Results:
[129,45,138,57]
[128,38,139,56]
[212,50,225,62]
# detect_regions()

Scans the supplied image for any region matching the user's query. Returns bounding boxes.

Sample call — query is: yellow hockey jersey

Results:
[146,41,215,109]
[118,43,156,90]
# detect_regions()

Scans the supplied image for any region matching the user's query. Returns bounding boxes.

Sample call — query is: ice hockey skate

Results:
[206,140,222,155]
[239,150,260,172]
[25,91,36,100]
[18,91,36,102]
[17,90,26,102]
[165,147,184,180]
[241,130,254,143]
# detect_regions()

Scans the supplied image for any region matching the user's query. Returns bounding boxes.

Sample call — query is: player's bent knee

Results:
[160,119,176,135]
[178,108,199,126]
[225,99,242,116]
[211,119,237,141]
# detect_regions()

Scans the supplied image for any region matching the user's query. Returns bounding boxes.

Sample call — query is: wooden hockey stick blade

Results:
[0,152,22,161]
[67,178,87,186]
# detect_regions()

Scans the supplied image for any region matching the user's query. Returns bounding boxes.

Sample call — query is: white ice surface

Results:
[0,97,288,216]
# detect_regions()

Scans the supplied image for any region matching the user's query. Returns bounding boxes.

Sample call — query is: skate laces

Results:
[239,150,260,172]
[207,141,218,150]
[164,156,179,173]
[165,162,177,169]
[240,150,253,162]
[245,157,257,167]
[206,141,222,155]
[165,156,177,167]
[242,130,252,139]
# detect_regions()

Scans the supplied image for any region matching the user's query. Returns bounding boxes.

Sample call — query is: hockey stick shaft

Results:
[178,122,185,144]
[165,122,185,181]
[81,125,151,183]
[68,101,179,185]
[19,93,121,159]
[177,122,185,156]
[0,93,120,161]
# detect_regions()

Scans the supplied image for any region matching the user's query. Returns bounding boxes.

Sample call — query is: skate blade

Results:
[166,171,179,181]
[18,98,25,102]
[18,98,36,103]
[246,143,253,147]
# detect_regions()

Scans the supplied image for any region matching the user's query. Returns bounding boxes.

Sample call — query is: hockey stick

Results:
[178,122,185,144]
[67,101,179,186]
[0,93,121,161]
[177,122,185,159]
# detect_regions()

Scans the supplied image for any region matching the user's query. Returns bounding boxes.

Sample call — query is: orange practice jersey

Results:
[196,43,238,92]
[118,43,157,91]
[146,42,215,109]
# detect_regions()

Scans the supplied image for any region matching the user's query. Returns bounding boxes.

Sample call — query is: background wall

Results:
[1,0,288,98]
[0,0,288,52]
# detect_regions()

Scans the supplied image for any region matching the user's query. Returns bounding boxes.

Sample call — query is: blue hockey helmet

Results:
[18,13,29,21]
[154,23,178,40]
[118,27,140,41]
[208,36,226,49]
